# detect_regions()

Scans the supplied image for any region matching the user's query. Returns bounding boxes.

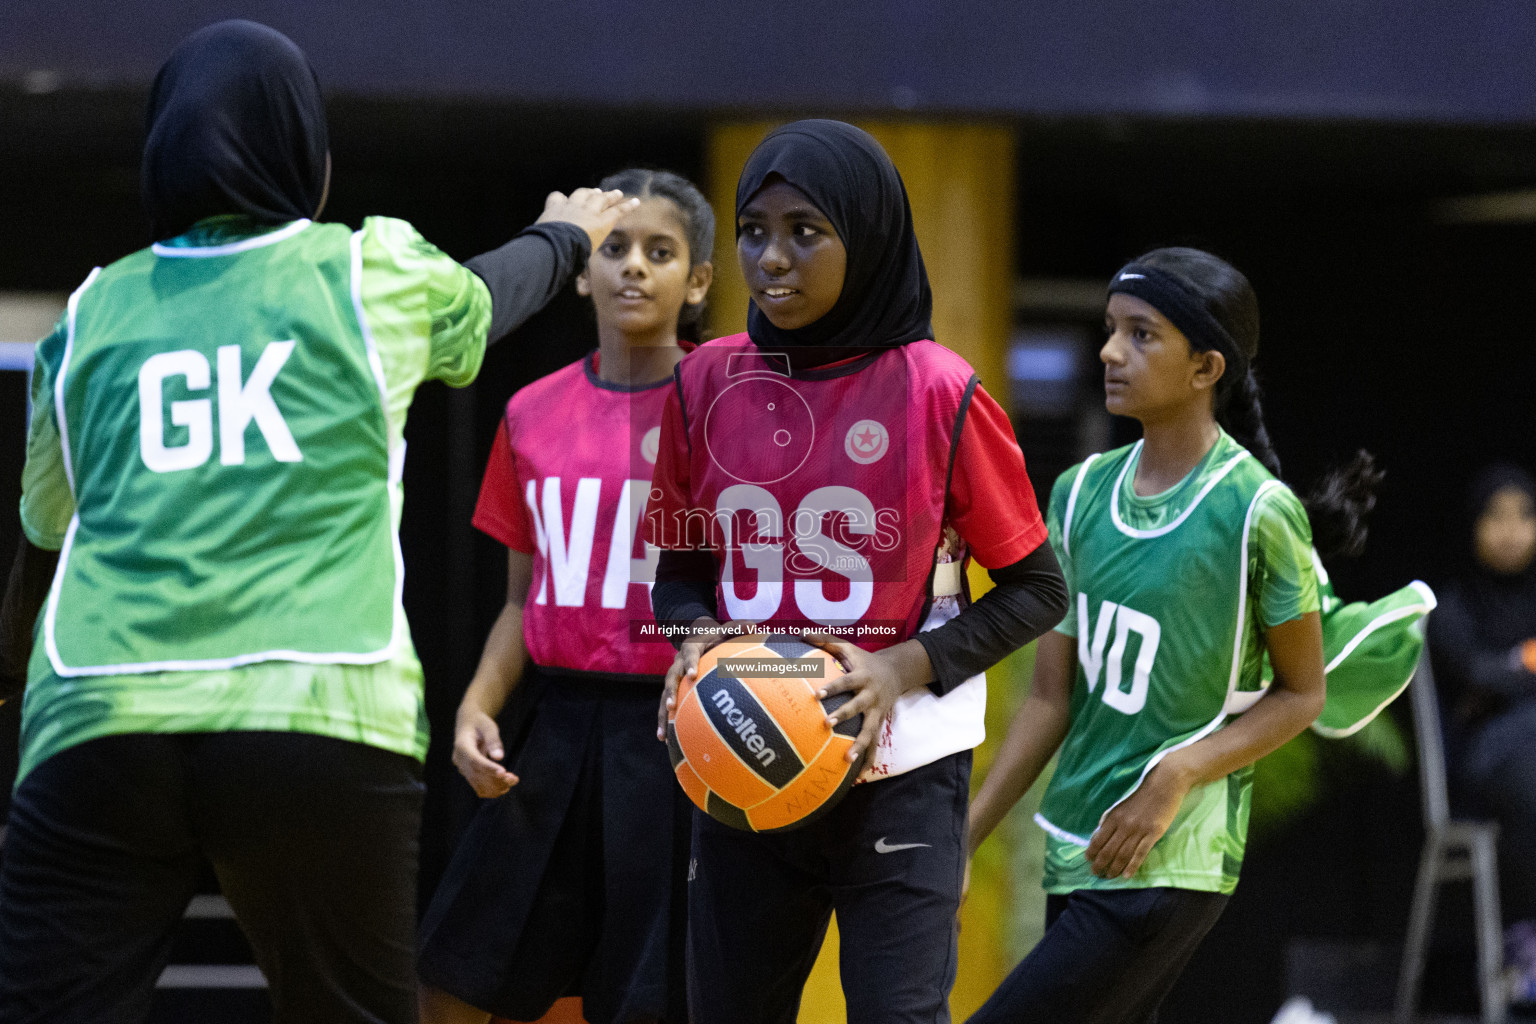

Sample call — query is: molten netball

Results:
[666,635,863,832]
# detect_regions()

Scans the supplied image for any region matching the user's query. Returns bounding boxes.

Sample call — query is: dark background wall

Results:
[4,0,1536,122]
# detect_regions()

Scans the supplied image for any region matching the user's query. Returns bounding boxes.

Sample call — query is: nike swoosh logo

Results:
[874,837,931,854]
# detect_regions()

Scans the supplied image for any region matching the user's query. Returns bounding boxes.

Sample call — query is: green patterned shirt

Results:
[1038,431,1319,895]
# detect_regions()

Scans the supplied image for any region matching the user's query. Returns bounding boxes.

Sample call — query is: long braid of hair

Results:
[1303,450,1384,560]
[1217,368,1282,480]
[1135,246,1381,560]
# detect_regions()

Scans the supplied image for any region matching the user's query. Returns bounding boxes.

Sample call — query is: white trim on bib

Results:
[1060,452,1099,559]
[1084,479,1284,837]
[40,232,400,677]
[151,219,312,258]
[1310,579,1437,739]
[1109,440,1251,540]
[349,229,407,660]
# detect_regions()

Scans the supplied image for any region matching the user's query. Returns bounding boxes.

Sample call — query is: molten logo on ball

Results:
[710,688,779,768]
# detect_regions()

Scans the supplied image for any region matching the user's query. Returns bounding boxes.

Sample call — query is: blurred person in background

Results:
[1429,463,1536,1007]
[0,19,633,1024]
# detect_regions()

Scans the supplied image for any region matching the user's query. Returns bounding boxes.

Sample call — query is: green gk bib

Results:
[44,219,399,674]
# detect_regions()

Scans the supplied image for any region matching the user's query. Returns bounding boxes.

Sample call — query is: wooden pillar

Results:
[704,118,1020,1023]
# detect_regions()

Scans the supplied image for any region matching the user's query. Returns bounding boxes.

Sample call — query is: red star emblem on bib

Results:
[844,419,889,465]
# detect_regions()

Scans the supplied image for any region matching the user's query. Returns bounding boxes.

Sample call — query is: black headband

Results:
[1107,262,1248,379]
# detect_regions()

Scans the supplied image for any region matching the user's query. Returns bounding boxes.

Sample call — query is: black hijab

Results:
[1455,463,1536,648]
[736,120,933,369]
[142,20,329,241]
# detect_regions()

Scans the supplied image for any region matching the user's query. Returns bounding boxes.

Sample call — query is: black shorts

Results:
[417,671,690,1024]
[0,731,423,1024]
[686,749,972,1024]
[966,886,1230,1024]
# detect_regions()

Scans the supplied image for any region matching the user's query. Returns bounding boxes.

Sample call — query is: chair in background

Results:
[1394,647,1508,1024]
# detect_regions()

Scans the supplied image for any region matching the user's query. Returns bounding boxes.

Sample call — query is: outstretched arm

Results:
[467,188,639,345]
[0,537,59,700]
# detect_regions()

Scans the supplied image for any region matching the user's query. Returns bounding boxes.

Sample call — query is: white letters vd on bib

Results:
[139,342,301,473]
[1077,593,1162,715]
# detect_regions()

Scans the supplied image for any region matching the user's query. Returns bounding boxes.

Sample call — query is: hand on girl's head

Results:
[537,187,642,252]
[577,196,711,343]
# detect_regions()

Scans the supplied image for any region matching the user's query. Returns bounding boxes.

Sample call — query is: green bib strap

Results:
[1309,567,1435,738]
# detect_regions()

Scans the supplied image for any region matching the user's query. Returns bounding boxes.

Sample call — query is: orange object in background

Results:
[1520,638,1536,674]
[494,998,587,1024]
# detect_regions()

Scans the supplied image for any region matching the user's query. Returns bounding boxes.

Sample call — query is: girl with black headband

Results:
[646,119,1068,1022]
[965,247,1433,1023]
[0,20,634,1024]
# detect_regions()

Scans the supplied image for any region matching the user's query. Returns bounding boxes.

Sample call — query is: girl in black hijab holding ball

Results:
[648,119,1068,1023]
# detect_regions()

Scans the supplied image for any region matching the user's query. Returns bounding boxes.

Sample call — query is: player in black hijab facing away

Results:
[142,20,331,240]
[0,20,637,1024]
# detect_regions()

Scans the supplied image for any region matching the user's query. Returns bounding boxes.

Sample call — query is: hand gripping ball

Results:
[666,634,864,832]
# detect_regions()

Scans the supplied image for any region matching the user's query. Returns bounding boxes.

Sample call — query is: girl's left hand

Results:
[807,637,931,766]
[1086,756,1192,879]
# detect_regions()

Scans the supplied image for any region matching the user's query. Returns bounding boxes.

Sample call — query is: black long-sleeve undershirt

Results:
[465,222,591,345]
[912,542,1067,693]
[649,542,1068,696]
[0,539,60,700]
[651,549,722,636]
